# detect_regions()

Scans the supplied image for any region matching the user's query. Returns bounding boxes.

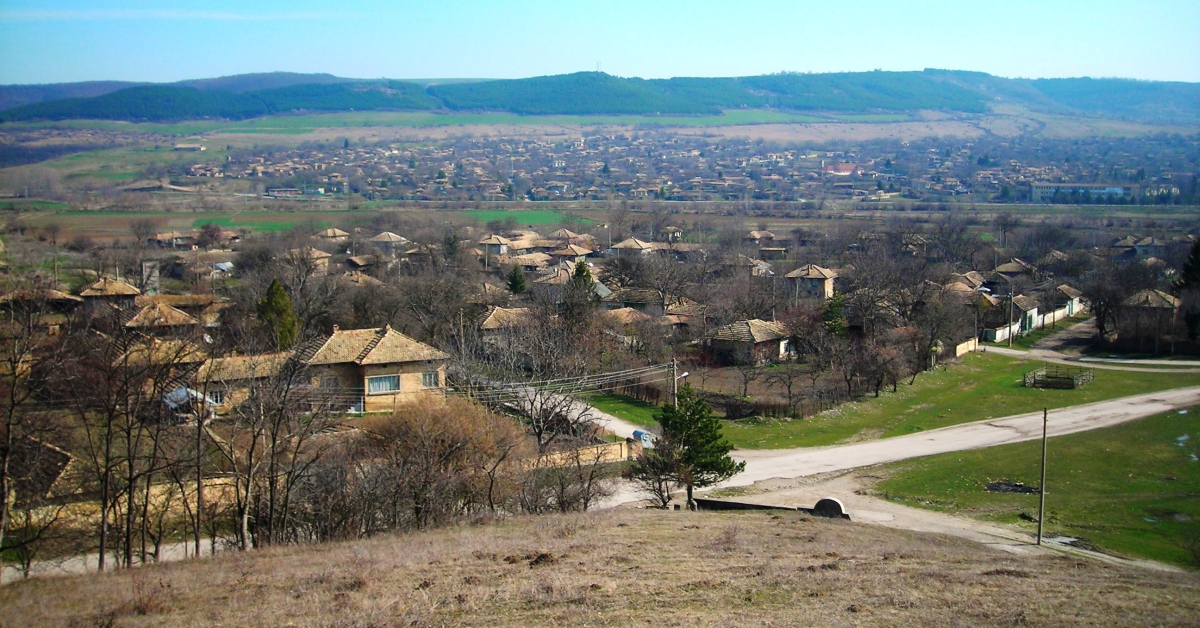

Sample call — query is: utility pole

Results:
[671,357,678,404]
[1037,407,1048,546]
[1007,281,1015,348]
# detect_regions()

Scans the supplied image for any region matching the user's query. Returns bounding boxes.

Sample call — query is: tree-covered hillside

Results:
[0,70,1196,123]
[0,82,438,122]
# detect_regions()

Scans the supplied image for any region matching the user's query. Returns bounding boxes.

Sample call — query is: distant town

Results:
[161,132,1196,206]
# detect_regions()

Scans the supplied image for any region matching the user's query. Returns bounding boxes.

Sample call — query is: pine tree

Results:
[1174,239,1200,294]
[560,260,596,324]
[655,384,745,509]
[506,265,526,294]
[257,279,299,350]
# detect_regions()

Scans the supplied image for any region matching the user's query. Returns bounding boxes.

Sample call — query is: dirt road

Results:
[720,386,1200,489]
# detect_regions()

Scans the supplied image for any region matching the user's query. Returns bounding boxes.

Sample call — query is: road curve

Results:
[719,386,1200,489]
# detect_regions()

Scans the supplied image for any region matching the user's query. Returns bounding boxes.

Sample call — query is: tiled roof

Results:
[79,277,141,297]
[481,307,532,330]
[785,264,837,280]
[612,237,655,250]
[0,289,82,304]
[197,352,292,382]
[603,288,659,304]
[1057,284,1083,299]
[318,228,350,238]
[1011,295,1039,312]
[288,247,331,261]
[371,231,408,243]
[479,235,511,246]
[709,319,789,343]
[551,244,593,256]
[953,271,985,289]
[1124,289,1180,309]
[135,294,223,309]
[304,326,449,366]
[994,258,1036,275]
[604,307,652,325]
[506,252,553,267]
[125,303,200,328]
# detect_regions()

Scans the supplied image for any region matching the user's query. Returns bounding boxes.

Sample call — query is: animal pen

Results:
[1022,364,1095,389]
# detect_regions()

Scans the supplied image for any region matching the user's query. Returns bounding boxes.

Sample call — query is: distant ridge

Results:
[1,70,1197,125]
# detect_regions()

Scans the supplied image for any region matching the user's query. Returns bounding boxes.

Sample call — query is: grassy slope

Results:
[3,509,1197,626]
[874,408,1200,568]
[722,352,1200,449]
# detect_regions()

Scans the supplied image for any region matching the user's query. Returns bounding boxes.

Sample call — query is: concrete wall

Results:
[954,338,978,357]
[985,301,1089,343]
[528,441,639,470]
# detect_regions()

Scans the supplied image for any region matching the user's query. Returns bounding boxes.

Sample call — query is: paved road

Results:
[719,386,1200,489]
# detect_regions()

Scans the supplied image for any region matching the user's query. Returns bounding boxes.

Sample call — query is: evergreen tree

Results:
[257,279,300,350]
[654,384,745,509]
[1175,239,1200,340]
[560,261,597,324]
[1174,239,1200,293]
[506,265,526,294]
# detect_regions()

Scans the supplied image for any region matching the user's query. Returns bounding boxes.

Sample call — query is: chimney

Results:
[332,325,339,332]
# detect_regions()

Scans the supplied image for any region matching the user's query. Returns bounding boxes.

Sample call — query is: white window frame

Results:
[366,374,400,395]
[422,371,440,389]
[208,389,225,405]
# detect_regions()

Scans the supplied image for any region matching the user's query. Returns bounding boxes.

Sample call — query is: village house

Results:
[370,231,409,253]
[786,264,837,300]
[298,325,450,413]
[609,237,657,258]
[199,326,449,415]
[79,277,140,312]
[287,247,332,274]
[706,319,791,366]
[1120,289,1180,354]
[316,227,350,243]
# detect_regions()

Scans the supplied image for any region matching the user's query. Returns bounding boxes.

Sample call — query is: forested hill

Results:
[1,70,1197,124]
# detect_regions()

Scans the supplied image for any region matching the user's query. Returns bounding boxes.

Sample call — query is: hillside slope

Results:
[2,509,1196,627]
[1,70,1197,124]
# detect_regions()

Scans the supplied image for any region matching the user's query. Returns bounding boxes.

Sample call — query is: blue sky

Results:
[1,0,1197,85]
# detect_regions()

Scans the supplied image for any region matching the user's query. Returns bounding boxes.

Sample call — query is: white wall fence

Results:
[983,301,1087,344]
[953,338,978,357]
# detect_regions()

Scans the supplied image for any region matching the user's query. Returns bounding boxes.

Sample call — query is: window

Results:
[366,375,400,394]
[320,376,339,389]
[422,371,440,388]
[208,389,225,405]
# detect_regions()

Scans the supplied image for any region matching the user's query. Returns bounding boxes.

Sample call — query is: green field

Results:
[585,392,662,428]
[193,215,330,232]
[875,408,1200,568]
[459,209,599,225]
[722,352,1200,449]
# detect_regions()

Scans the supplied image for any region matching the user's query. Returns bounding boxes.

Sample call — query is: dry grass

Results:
[2,509,1198,627]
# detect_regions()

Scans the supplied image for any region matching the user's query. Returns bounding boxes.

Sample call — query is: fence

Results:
[953,338,978,357]
[527,441,639,470]
[1023,364,1095,389]
[984,301,1088,343]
